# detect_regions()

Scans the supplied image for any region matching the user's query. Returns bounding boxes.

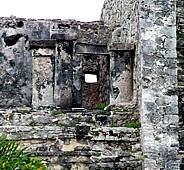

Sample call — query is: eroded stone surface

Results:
[0,108,141,169]
[139,0,179,169]
[0,0,183,169]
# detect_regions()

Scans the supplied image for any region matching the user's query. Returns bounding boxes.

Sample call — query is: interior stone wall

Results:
[0,18,111,109]
[101,0,139,106]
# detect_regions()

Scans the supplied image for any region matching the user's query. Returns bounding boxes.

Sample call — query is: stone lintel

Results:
[75,42,108,55]
[108,43,135,51]
[29,39,56,49]
[51,33,78,41]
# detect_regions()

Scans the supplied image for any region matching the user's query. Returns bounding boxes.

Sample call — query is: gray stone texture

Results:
[101,0,139,106]
[102,0,180,169]
[139,0,179,169]
[0,0,182,169]
[0,16,141,169]
[0,18,111,109]
[0,107,141,169]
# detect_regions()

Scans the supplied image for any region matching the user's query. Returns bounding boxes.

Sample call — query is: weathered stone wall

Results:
[0,16,142,169]
[0,0,182,169]
[102,0,180,169]
[0,17,111,109]
[101,0,139,105]
[139,0,179,169]
[0,106,141,170]
[101,0,138,44]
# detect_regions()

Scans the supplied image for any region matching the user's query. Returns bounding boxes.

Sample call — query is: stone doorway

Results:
[82,54,110,109]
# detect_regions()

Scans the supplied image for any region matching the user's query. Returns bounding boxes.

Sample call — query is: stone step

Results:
[0,108,140,128]
[90,127,140,142]
[0,107,142,170]
[0,125,140,141]
[178,82,184,87]
[0,124,142,169]
[0,125,76,140]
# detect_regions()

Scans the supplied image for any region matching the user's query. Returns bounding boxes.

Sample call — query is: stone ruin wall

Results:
[101,0,138,44]
[0,16,141,170]
[0,18,112,108]
[102,0,181,169]
[0,0,183,169]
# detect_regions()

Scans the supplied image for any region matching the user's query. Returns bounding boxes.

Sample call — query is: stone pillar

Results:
[30,40,56,108]
[32,48,54,107]
[139,0,180,169]
[72,53,83,108]
[54,41,73,109]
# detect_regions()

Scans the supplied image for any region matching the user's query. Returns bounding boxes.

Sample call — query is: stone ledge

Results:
[108,43,135,51]
[75,42,108,55]
[51,33,78,41]
[29,39,56,49]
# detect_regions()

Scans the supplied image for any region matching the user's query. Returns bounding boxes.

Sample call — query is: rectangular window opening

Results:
[84,73,98,83]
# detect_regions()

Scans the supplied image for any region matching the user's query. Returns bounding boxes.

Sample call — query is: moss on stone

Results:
[51,109,64,115]
[154,136,161,141]
[95,103,107,109]
[29,121,38,126]
[125,121,141,128]
[16,109,30,114]
[177,33,184,38]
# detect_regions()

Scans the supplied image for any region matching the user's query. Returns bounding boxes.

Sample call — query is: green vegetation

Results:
[51,108,64,115]
[177,33,184,38]
[155,136,161,141]
[102,110,111,116]
[29,121,38,126]
[95,103,107,110]
[95,103,111,116]
[124,120,141,128]
[0,135,47,170]
[144,155,149,158]
[90,131,99,136]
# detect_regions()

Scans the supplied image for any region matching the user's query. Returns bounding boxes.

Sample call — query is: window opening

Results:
[84,73,98,83]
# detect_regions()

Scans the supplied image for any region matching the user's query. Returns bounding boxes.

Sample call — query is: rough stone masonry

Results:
[0,0,183,169]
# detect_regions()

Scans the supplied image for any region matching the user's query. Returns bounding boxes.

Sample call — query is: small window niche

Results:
[84,73,98,83]
[82,71,100,109]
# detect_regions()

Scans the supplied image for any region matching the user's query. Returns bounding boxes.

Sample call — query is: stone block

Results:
[75,43,108,55]
[108,43,135,51]
[29,39,56,49]
[51,33,78,41]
